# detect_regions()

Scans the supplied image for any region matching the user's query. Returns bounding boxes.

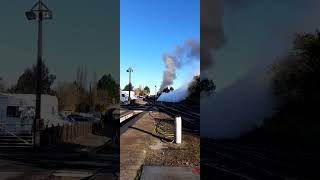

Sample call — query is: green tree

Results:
[134,87,142,96]
[188,76,215,96]
[0,77,5,92]
[97,74,119,105]
[185,75,215,104]
[247,30,320,147]
[143,86,150,95]
[272,31,320,105]
[55,81,79,111]
[123,83,133,91]
[9,61,56,94]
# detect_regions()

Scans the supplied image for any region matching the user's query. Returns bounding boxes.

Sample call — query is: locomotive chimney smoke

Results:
[160,55,177,91]
[160,39,199,91]
[201,0,226,71]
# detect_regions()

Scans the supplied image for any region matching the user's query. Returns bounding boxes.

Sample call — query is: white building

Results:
[0,93,69,134]
[121,91,137,99]
[120,92,128,104]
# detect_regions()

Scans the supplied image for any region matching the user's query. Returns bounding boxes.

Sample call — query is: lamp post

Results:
[126,67,133,103]
[25,0,52,149]
[154,85,157,103]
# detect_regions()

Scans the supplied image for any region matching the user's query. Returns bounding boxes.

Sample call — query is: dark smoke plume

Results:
[160,0,225,91]
[201,0,320,138]
[201,0,226,71]
[160,39,199,91]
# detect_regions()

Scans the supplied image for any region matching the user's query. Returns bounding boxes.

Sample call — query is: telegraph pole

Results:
[25,0,52,149]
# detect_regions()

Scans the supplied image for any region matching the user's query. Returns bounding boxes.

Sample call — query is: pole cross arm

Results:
[25,1,53,20]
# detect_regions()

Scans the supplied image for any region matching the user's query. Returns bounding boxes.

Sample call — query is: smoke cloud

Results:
[201,67,274,138]
[201,0,226,71]
[157,83,189,103]
[201,0,320,138]
[160,39,200,91]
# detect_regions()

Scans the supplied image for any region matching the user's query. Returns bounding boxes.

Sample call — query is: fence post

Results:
[46,125,50,145]
[73,124,76,139]
[53,125,56,144]
[82,122,84,136]
[71,124,73,140]
[77,123,80,137]
[74,124,76,139]
[65,125,69,142]
[85,122,87,135]
[91,122,93,134]
[67,125,70,142]
[76,123,80,137]
[86,122,89,135]
[57,123,61,144]
[62,125,65,143]
[79,123,81,137]
[84,122,87,135]
[52,125,56,144]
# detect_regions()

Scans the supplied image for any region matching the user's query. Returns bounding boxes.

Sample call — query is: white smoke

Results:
[201,0,320,139]
[160,39,200,91]
[157,84,189,103]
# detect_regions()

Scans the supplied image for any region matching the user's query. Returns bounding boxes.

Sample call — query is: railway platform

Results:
[120,105,200,180]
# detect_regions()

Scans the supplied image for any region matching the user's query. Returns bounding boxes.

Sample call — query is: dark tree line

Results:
[57,72,119,112]
[0,77,5,92]
[8,61,56,94]
[122,83,133,91]
[242,30,320,148]
[184,75,215,104]
[5,61,119,113]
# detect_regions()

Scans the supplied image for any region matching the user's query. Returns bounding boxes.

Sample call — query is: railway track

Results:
[157,102,199,119]
[126,101,320,179]
[154,102,200,134]
[201,138,319,179]
[119,101,199,135]
[161,102,200,117]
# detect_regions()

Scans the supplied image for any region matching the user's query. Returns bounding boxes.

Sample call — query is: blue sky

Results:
[0,1,119,87]
[120,0,200,93]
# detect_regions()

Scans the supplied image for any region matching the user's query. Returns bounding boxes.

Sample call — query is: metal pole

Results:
[128,71,131,102]
[154,85,157,103]
[34,0,43,150]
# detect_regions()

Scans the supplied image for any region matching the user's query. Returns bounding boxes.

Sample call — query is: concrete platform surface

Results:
[120,113,152,180]
[120,109,134,123]
[72,133,110,147]
[140,166,200,180]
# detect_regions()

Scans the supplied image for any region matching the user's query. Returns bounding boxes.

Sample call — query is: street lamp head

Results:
[126,67,133,72]
[26,1,53,21]
[42,10,53,20]
[25,10,37,20]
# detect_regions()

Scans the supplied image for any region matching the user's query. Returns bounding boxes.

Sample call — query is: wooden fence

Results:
[40,122,93,145]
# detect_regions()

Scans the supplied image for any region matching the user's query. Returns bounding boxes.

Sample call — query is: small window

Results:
[52,106,55,115]
[7,106,20,118]
[122,94,125,97]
